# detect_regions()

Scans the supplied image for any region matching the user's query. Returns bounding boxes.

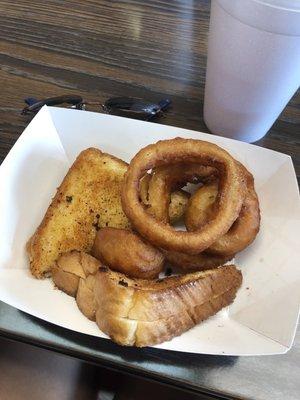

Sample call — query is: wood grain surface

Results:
[0,0,299,180]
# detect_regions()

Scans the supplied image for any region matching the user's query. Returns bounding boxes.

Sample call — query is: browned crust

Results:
[94,264,242,346]
[76,275,97,321]
[162,249,232,271]
[121,138,246,254]
[92,228,164,279]
[139,173,190,224]
[51,250,102,297]
[186,166,260,256]
[147,163,215,223]
[52,263,80,297]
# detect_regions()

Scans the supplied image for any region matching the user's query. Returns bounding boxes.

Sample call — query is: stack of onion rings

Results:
[139,173,190,224]
[144,161,260,260]
[121,138,261,271]
[185,166,260,257]
[146,163,215,223]
[121,138,247,256]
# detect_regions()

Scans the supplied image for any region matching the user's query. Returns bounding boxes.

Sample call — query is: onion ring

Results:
[162,250,232,272]
[121,138,246,254]
[185,181,219,230]
[147,163,216,223]
[144,163,231,271]
[139,173,190,223]
[186,168,260,256]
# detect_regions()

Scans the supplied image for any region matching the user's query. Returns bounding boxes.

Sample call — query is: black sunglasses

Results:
[21,95,172,121]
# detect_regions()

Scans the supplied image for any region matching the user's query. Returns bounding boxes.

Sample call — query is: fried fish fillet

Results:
[27,148,130,278]
[94,265,242,347]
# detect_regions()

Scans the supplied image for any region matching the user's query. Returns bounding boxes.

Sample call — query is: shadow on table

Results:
[18,310,237,372]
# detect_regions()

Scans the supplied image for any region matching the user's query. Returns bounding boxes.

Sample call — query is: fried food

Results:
[139,174,190,223]
[185,181,218,228]
[147,163,215,223]
[94,265,242,346]
[28,138,259,348]
[168,190,190,223]
[139,174,151,204]
[139,163,230,271]
[92,228,164,279]
[162,250,232,271]
[122,138,246,254]
[186,168,260,256]
[52,250,101,320]
[27,148,130,278]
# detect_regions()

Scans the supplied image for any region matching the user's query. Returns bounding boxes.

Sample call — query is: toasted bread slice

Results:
[51,250,101,320]
[94,265,242,346]
[27,148,130,278]
[77,274,98,321]
[51,250,101,297]
[50,250,242,346]
[97,287,237,346]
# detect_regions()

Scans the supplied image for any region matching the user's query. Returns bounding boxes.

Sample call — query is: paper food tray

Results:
[0,106,299,356]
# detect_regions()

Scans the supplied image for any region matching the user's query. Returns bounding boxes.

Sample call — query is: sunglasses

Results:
[21,95,172,121]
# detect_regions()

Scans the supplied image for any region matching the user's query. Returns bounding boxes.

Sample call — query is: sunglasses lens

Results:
[107,108,153,120]
[22,95,84,115]
[103,97,168,120]
[22,95,171,120]
[24,97,39,107]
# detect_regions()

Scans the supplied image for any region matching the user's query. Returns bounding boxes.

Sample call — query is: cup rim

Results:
[215,0,300,36]
[253,0,300,12]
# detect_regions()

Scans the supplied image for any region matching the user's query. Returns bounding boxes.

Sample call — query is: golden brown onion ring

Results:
[162,250,232,272]
[185,181,218,230]
[143,164,231,270]
[147,163,216,223]
[121,138,246,254]
[139,174,190,224]
[186,169,260,256]
[139,174,151,205]
[167,190,190,223]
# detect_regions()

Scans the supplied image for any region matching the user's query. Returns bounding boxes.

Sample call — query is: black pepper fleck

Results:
[118,280,128,287]
[92,222,100,231]
[66,195,73,203]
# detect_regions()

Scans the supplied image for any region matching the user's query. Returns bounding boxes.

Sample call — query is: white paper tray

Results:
[0,106,299,356]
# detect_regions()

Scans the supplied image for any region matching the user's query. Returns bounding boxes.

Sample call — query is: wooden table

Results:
[0,0,299,177]
[0,1,299,400]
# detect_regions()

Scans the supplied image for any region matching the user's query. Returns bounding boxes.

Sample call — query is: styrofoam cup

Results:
[204,0,300,142]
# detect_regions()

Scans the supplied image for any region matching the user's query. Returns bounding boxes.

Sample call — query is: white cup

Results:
[204,0,300,143]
